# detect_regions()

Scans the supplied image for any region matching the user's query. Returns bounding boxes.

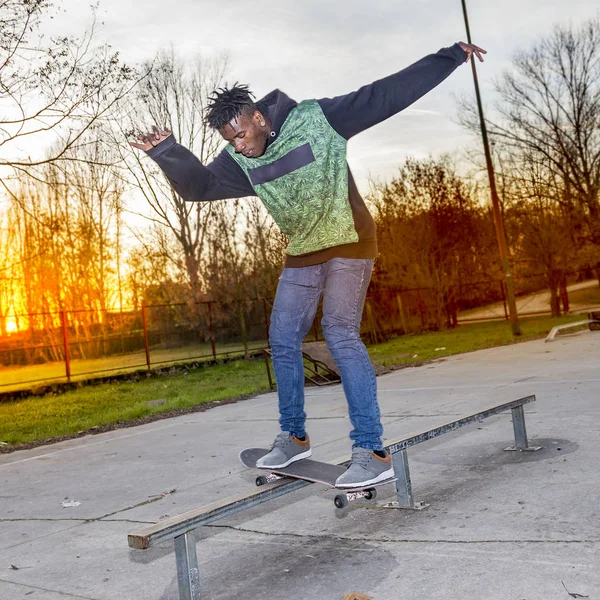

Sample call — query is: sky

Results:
[29,0,600,192]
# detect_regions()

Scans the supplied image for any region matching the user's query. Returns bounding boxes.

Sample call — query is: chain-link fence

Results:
[1,270,599,393]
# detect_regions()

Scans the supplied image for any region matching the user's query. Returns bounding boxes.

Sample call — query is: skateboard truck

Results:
[255,473,284,486]
[334,488,378,509]
[256,473,384,508]
[254,473,380,508]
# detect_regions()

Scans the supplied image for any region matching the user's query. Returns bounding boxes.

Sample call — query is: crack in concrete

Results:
[1,517,152,524]
[1,518,88,523]
[94,490,177,521]
[0,577,100,599]
[207,523,599,545]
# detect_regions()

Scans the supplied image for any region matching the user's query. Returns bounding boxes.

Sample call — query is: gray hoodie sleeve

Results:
[145,135,256,201]
[318,44,467,139]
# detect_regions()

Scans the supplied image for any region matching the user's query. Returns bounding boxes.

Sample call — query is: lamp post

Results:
[461,0,521,335]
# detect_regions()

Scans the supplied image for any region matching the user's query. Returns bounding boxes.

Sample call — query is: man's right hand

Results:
[129,126,172,151]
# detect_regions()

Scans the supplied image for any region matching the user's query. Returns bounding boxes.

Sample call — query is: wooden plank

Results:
[128,477,309,550]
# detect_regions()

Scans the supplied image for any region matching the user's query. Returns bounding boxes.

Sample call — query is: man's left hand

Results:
[457,42,487,63]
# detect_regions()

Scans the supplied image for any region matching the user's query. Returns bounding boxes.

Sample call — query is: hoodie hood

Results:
[255,89,297,146]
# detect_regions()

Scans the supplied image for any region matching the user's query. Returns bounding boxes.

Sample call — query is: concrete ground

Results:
[1,329,598,600]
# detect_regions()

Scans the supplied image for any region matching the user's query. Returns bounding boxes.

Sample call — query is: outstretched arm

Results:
[318,42,485,139]
[130,127,255,201]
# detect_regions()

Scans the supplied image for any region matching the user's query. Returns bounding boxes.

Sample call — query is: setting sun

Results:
[5,318,18,334]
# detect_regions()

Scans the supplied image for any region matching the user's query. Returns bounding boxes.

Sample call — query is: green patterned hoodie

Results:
[226,100,358,256]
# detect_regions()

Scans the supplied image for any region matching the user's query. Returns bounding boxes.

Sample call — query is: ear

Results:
[254,110,266,126]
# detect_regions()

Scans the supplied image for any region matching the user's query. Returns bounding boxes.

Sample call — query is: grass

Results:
[0,359,270,447]
[0,340,266,393]
[368,313,587,367]
[0,313,590,449]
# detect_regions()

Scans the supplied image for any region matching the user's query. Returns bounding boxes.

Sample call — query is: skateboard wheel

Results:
[334,494,349,509]
[364,488,377,501]
[255,476,268,487]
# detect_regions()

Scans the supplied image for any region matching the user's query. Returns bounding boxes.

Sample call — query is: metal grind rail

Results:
[128,394,538,600]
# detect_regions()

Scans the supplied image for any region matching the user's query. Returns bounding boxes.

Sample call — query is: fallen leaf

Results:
[10,564,19,570]
[344,594,372,600]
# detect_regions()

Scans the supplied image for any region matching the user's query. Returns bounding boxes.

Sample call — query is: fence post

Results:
[448,285,458,328]
[499,280,508,320]
[416,289,426,330]
[365,297,378,344]
[261,298,270,347]
[207,302,217,360]
[60,310,71,382]
[238,299,249,359]
[141,305,151,370]
[560,273,570,314]
[396,293,408,334]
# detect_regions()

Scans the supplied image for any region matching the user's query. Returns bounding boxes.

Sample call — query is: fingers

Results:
[458,42,487,63]
[472,45,487,62]
[129,127,171,151]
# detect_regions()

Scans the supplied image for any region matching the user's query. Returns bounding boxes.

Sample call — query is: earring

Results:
[260,121,265,126]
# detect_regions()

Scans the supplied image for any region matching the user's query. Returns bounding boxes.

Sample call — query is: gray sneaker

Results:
[335,447,394,488]
[256,432,312,469]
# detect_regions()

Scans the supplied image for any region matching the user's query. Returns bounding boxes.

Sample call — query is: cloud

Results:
[37,0,600,189]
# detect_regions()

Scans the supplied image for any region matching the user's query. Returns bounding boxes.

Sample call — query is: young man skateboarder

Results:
[131,41,486,488]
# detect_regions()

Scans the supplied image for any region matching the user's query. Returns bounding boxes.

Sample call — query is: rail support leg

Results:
[504,405,542,452]
[175,531,201,600]
[383,449,429,510]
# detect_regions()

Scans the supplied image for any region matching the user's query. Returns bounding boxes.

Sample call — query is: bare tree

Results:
[460,18,600,244]
[0,0,139,177]
[116,49,229,304]
[496,151,579,315]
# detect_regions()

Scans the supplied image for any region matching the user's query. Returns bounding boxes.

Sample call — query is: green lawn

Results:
[0,360,270,447]
[0,340,266,393]
[0,314,590,449]
[368,314,588,367]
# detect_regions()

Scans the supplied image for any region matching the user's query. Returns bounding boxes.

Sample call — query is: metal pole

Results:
[207,302,217,360]
[261,298,270,347]
[511,405,529,450]
[499,280,508,320]
[392,450,414,508]
[461,0,521,335]
[365,297,377,344]
[396,292,409,334]
[174,532,201,600]
[141,305,151,370]
[60,310,71,382]
[448,285,458,328]
[416,289,426,329]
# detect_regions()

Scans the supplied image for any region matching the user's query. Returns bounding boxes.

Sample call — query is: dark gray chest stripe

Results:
[247,143,315,186]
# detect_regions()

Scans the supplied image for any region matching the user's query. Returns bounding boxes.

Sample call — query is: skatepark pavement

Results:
[1,329,598,599]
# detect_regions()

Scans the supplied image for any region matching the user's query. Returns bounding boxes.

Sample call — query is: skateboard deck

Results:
[239,447,396,508]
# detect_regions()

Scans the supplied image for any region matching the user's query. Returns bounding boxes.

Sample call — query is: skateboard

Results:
[239,447,396,509]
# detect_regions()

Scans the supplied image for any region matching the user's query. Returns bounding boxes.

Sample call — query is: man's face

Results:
[218,110,269,158]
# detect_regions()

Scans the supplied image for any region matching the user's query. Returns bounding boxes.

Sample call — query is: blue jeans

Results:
[269,258,383,450]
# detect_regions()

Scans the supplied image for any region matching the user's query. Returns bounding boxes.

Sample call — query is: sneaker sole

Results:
[256,448,312,469]
[335,467,395,488]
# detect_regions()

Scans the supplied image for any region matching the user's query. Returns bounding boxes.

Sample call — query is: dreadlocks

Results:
[205,83,257,130]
